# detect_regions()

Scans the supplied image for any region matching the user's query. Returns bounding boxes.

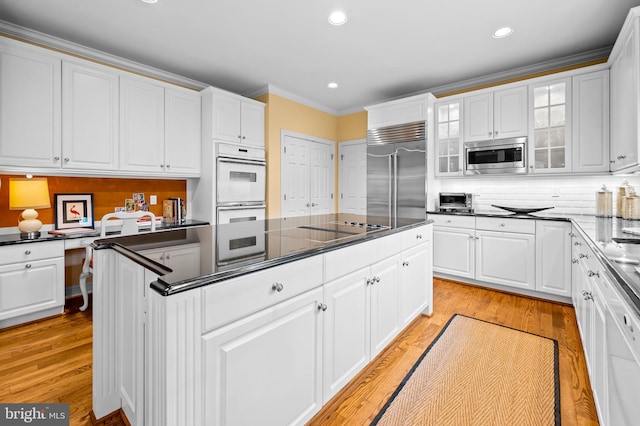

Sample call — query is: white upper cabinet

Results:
[204,87,265,147]
[463,86,527,142]
[435,100,463,176]
[609,9,640,172]
[365,94,432,129]
[164,86,201,175]
[0,38,61,168]
[62,60,119,171]
[572,70,610,174]
[528,77,572,174]
[119,75,166,173]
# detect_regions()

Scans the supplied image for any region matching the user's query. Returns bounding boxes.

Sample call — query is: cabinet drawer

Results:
[475,217,535,234]
[0,241,64,266]
[202,254,323,331]
[325,233,402,282]
[428,214,475,229]
[217,142,265,160]
[402,224,432,250]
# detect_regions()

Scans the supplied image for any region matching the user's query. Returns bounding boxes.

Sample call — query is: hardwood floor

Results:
[0,279,599,426]
[307,278,599,426]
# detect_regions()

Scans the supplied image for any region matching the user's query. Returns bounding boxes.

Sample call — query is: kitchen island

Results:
[90,213,433,426]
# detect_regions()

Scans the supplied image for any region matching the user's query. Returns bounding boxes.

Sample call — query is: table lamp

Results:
[9,177,51,238]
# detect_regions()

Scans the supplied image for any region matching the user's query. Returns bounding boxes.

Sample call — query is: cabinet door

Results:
[434,100,463,176]
[120,75,165,173]
[162,244,201,282]
[463,93,493,142]
[211,94,242,143]
[202,288,323,426]
[0,40,61,168]
[610,27,639,172]
[370,256,400,358]
[493,86,527,139]
[535,221,571,296]
[62,60,119,170]
[399,243,431,326]
[240,101,265,147]
[529,78,572,174]
[475,230,535,290]
[433,227,475,279]
[165,87,201,175]
[572,70,610,173]
[323,268,369,403]
[0,257,64,322]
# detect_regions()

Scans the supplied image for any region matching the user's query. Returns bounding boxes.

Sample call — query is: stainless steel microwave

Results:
[464,137,527,175]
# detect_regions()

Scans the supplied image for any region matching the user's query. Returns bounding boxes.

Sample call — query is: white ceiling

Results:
[1,0,639,115]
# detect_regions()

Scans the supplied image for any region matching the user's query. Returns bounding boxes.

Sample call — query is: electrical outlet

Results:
[150,195,157,205]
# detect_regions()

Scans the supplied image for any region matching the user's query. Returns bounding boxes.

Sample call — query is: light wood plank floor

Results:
[0,279,599,426]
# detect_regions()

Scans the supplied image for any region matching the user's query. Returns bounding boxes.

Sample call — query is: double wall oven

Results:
[216,143,266,267]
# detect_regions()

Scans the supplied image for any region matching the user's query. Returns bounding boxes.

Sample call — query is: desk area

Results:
[0,220,207,329]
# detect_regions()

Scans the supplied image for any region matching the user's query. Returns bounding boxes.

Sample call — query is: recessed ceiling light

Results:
[141,0,158,3]
[493,26,514,38]
[327,82,339,89]
[328,11,347,26]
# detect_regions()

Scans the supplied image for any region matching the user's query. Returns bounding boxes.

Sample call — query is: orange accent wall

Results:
[0,174,186,228]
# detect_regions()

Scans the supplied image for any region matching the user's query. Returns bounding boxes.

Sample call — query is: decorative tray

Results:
[491,205,554,215]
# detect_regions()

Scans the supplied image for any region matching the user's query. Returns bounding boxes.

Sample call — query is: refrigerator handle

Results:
[388,154,392,226]
[393,152,398,227]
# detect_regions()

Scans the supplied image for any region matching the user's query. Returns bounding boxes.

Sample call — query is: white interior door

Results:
[281,134,310,217]
[281,132,335,218]
[338,139,366,214]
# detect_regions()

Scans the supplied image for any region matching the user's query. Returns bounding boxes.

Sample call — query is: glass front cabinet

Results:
[435,100,463,176]
[528,78,572,174]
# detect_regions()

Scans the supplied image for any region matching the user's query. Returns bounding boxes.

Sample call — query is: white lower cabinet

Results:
[0,241,65,328]
[432,226,475,278]
[535,221,572,296]
[475,230,535,290]
[430,214,571,299]
[323,267,369,403]
[140,243,202,282]
[370,256,401,358]
[202,287,324,426]
[399,242,432,326]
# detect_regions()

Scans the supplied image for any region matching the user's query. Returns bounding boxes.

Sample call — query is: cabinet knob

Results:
[24,250,31,255]
[500,223,505,227]
[237,135,242,139]
[166,164,171,168]
[587,270,600,278]
[242,136,246,140]
[25,264,32,269]
[311,202,317,207]
[579,253,588,259]
[571,259,579,264]
[488,132,492,137]
[271,282,284,292]
[366,278,372,285]
[610,160,616,164]
[64,157,70,163]
[582,290,594,301]
[445,220,452,223]
[494,130,499,136]
[529,165,533,169]
[306,202,311,207]
[53,156,60,162]
[160,164,165,168]
[574,241,582,246]
[416,234,423,239]
[317,303,328,312]
[374,276,380,283]
[402,261,409,267]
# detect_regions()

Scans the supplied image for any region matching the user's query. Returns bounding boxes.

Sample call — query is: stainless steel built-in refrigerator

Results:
[366,121,427,226]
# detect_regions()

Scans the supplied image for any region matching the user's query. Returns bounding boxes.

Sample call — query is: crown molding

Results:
[245,84,340,116]
[0,20,208,90]
[424,47,612,98]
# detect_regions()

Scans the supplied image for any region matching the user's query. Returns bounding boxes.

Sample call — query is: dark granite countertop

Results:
[428,209,640,317]
[92,213,429,296]
[0,219,208,247]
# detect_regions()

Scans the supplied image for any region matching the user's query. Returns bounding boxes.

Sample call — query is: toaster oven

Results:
[438,193,473,212]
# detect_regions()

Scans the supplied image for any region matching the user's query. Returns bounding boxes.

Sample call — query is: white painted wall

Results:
[438,175,640,216]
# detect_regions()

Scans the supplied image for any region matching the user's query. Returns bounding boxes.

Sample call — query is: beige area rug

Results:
[371,314,560,426]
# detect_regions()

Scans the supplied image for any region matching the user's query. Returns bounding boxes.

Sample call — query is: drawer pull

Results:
[445,220,452,223]
[271,282,284,292]
[25,264,32,269]
[25,250,32,255]
[317,303,328,312]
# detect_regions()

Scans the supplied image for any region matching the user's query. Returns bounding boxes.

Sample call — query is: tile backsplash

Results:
[438,175,640,216]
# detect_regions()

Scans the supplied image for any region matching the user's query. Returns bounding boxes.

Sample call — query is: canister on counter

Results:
[617,180,632,217]
[625,189,640,220]
[596,184,612,217]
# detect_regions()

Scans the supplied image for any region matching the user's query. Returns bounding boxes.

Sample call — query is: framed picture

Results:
[54,193,95,230]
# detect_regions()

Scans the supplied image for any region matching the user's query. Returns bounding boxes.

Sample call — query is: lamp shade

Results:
[9,178,51,210]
